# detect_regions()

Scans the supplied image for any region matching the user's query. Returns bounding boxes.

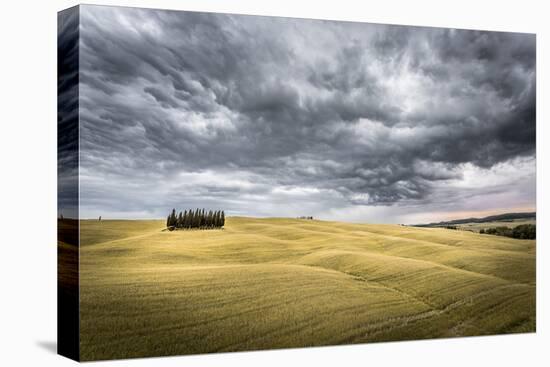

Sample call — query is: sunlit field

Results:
[76,217,536,361]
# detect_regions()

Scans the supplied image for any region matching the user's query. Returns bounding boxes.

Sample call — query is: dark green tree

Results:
[189,210,195,229]
[183,210,188,229]
[195,209,200,228]
[177,211,183,228]
[170,208,177,227]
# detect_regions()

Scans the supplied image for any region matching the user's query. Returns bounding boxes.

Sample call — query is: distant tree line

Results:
[166,208,225,230]
[297,216,314,220]
[480,224,536,239]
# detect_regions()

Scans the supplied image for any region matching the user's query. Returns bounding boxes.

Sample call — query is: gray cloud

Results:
[77,5,536,222]
[58,6,80,218]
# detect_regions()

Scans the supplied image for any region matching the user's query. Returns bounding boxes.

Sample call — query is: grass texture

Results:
[76,217,536,360]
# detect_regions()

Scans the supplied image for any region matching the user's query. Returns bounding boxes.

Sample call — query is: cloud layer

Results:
[78,5,536,222]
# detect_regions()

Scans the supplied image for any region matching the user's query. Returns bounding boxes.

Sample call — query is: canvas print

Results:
[58,4,536,362]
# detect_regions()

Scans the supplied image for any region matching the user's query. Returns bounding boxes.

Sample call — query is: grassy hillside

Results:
[453,219,536,233]
[414,212,536,234]
[78,217,536,360]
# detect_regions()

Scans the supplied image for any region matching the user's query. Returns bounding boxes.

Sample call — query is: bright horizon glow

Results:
[77,206,536,225]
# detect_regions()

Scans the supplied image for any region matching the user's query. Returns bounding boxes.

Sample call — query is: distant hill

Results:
[414,212,536,227]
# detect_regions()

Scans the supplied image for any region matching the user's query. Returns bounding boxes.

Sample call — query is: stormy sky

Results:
[77,5,536,223]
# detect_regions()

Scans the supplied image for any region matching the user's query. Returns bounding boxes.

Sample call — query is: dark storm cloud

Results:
[58,6,79,218]
[77,5,536,219]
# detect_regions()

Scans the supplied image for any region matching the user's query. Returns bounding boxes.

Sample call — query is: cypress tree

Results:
[189,210,195,229]
[198,208,202,228]
[214,211,220,227]
[195,209,200,228]
[178,211,183,228]
[221,211,225,227]
[170,208,177,227]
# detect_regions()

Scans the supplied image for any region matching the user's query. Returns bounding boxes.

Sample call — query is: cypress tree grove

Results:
[166,208,226,230]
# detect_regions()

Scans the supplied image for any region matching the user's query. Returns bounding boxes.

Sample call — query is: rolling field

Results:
[76,217,536,360]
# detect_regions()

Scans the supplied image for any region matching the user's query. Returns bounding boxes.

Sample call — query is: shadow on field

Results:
[36,340,57,354]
